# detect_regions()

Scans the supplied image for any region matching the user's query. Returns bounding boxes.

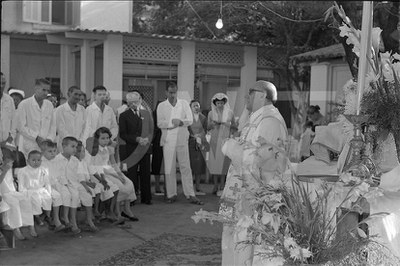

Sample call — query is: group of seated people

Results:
[0,126,138,241]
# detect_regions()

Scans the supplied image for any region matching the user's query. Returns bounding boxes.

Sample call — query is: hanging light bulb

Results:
[215,0,223,29]
[215,18,223,29]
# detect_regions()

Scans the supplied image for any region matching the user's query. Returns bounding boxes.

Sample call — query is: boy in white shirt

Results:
[0,148,34,240]
[53,137,81,234]
[40,141,66,232]
[75,141,104,231]
[18,150,52,237]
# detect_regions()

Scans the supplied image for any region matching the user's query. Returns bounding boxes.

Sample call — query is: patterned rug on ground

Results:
[99,233,221,266]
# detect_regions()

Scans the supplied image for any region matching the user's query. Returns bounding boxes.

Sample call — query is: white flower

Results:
[289,247,313,261]
[237,215,254,229]
[284,236,298,249]
[261,212,274,225]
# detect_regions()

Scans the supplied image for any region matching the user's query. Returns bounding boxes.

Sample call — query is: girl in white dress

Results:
[85,127,138,223]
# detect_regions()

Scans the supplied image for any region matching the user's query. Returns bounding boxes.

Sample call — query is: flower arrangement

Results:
[192,133,398,265]
[332,2,400,162]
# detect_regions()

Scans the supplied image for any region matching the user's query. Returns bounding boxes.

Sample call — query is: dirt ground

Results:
[0,183,222,265]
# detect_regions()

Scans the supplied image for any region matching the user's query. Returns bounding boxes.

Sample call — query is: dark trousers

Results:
[127,153,152,203]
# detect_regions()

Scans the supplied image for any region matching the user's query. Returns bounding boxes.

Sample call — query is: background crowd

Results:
[0,72,242,241]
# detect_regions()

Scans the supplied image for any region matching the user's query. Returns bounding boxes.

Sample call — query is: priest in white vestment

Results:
[219,80,288,266]
[15,79,56,157]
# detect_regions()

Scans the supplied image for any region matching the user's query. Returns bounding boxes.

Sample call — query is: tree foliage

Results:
[132,1,337,49]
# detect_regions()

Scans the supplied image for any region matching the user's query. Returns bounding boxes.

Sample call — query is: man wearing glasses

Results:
[219,80,289,265]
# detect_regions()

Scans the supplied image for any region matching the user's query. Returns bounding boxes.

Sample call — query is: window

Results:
[23,1,74,25]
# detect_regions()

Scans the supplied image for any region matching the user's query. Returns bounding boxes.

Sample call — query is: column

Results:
[60,45,75,97]
[103,34,123,110]
[1,35,10,85]
[177,41,195,103]
[80,39,95,100]
[309,63,330,116]
[238,46,257,116]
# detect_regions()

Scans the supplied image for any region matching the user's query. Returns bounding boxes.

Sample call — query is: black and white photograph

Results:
[1,0,399,265]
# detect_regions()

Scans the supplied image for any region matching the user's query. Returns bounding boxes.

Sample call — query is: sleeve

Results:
[43,170,52,194]
[55,106,67,142]
[79,108,86,142]
[82,108,93,143]
[46,107,57,141]
[145,110,154,141]
[109,109,119,140]
[76,162,87,183]
[17,168,28,192]
[181,101,193,127]
[9,99,17,141]
[16,102,38,141]
[156,103,170,129]
[119,113,139,144]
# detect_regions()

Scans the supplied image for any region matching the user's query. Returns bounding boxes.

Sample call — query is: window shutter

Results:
[22,0,51,24]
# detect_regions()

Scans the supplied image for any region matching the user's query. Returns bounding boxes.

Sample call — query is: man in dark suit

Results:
[119,91,153,205]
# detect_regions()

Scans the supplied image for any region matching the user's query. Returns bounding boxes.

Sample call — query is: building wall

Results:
[9,37,60,97]
[80,1,132,32]
[309,59,352,119]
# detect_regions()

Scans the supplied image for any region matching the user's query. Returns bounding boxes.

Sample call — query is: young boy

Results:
[53,137,81,234]
[74,141,100,232]
[40,141,66,232]
[0,148,34,240]
[17,150,52,237]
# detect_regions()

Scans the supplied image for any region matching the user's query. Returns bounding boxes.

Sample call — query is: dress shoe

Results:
[141,200,153,205]
[121,212,139,222]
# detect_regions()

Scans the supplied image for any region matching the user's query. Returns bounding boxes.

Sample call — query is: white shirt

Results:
[18,165,51,192]
[82,102,118,142]
[16,96,56,155]
[55,102,86,144]
[157,99,193,146]
[0,92,16,142]
[53,153,80,187]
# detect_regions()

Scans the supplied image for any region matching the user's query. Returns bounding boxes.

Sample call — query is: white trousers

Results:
[54,184,80,208]
[2,192,34,229]
[163,143,195,198]
[27,188,52,215]
[51,188,63,207]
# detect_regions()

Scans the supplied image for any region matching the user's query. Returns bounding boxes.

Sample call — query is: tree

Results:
[131,1,338,139]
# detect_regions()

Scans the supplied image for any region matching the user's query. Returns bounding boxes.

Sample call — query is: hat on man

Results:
[8,88,25,98]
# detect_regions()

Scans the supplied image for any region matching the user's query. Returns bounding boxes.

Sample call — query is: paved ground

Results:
[0,183,222,265]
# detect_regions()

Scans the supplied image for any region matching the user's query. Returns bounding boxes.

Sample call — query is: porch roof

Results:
[1,28,285,49]
[290,43,345,62]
